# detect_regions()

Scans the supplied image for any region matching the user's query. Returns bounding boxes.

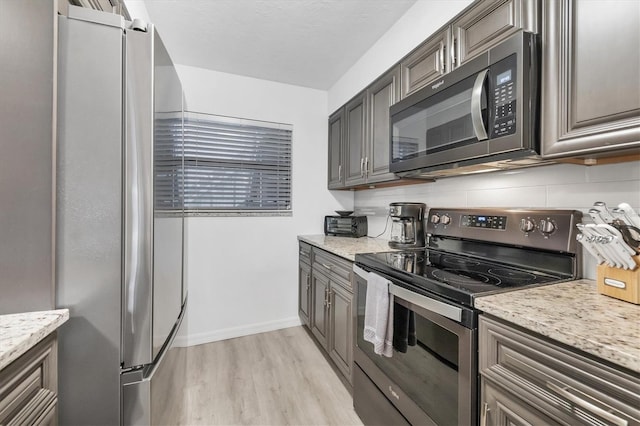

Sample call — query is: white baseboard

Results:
[173,316,302,347]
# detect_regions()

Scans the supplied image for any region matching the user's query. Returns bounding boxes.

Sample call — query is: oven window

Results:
[391,73,487,162]
[357,283,459,426]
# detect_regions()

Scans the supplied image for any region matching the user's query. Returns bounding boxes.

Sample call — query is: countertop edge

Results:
[475,280,640,374]
[298,234,394,262]
[0,309,70,371]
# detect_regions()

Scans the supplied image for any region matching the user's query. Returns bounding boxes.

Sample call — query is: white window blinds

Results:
[155,112,292,216]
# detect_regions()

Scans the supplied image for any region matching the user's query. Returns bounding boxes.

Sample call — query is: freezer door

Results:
[122,303,187,425]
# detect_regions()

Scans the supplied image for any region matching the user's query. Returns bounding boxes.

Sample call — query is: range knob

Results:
[430,214,440,224]
[539,219,556,235]
[441,214,452,225]
[520,218,535,233]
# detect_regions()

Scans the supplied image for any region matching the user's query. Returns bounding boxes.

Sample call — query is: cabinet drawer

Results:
[0,333,57,425]
[480,315,640,425]
[299,242,312,265]
[313,249,353,291]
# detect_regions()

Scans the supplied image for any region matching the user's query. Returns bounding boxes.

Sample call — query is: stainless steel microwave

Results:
[389,32,541,178]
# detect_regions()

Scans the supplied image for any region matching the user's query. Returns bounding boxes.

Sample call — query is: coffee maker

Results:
[388,202,426,249]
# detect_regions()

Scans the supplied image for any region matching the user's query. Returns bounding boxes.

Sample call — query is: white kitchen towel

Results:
[363,272,394,357]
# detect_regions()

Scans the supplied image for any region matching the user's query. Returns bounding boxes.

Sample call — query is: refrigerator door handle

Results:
[121,300,187,426]
[122,299,187,385]
[122,26,155,369]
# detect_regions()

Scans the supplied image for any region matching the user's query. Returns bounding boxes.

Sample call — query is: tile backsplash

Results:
[355,161,640,280]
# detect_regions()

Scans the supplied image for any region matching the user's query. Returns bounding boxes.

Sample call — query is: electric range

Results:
[352,208,583,426]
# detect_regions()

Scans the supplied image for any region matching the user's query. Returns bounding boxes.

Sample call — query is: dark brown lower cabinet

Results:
[0,333,58,425]
[479,315,640,426]
[481,378,559,426]
[328,281,353,380]
[298,260,311,327]
[310,269,330,349]
[300,243,354,385]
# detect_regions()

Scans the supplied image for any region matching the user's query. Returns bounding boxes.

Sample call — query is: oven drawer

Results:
[313,249,352,291]
[353,365,410,426]
[479,315,640,425]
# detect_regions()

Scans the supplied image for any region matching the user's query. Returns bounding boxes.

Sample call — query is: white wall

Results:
[176,65,352,346]
[355,161,640,280]
[328,0,473,112]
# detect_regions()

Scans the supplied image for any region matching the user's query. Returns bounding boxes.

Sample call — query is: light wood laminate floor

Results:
[182,326,363,426]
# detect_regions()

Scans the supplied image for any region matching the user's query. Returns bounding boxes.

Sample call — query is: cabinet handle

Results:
[321,263,332,271]
[338,164,342,180]
[306,274,310,289]
[480,402,489,426]
[323,287,329,306]
[451,35,457,69]
[440,45,445,74]
[364,156,369,177]
[326,290,332,309]
[546,382,628,426]
[360,158,365,177]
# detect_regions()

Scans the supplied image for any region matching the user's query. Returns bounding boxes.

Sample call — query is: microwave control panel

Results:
[489,54,517,138]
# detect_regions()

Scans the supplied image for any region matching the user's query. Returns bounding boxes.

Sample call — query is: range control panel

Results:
[461,214,507,230]
[427,208,583,254]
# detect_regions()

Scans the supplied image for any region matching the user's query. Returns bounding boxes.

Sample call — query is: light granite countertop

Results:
[0,309,69,371]
[475,280,640,374]
[298,234,395,261]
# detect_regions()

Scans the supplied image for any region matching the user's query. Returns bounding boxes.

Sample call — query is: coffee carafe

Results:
[388,202,426,249]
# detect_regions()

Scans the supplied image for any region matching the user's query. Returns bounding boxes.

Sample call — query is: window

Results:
[155,112,292,216]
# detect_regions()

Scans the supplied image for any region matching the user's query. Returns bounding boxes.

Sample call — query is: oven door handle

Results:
[389,283,463,322]
[354,264,463,323]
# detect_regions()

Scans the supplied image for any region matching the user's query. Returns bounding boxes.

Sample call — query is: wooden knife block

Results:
[597,255,640,304]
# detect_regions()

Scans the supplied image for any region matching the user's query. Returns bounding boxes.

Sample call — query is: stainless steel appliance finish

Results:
[56,6,185,425]
[388,202,426,249]
[0,0,56,314]
[353,265,476,426]
[389,32,542,179]
[353,208,582,426]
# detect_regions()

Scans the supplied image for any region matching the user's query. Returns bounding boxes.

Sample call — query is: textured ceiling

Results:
[129,0,417,89]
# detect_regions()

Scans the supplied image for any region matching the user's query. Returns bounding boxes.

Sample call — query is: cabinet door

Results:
[328,109,345,189]
[541,0,640,158]
[344,92,367,186]
[482,378,558,426]
[310,271,329,349]
[451,0,539,69]
[298,260,311,327]
[400,29,449,98]
[366,66,401,184]
[328,282,353,383]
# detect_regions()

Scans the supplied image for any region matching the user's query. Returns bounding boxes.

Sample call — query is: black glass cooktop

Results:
[355,248,568,307]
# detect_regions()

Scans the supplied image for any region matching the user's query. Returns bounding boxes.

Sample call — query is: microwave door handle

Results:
[471,69,489,141]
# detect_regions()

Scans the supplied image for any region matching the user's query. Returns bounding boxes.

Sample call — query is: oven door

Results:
[353,268,477,426]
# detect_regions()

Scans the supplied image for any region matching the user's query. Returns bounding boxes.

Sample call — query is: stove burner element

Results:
[432,269,502,287]
[442,256,480,267]
[488,268,537,283]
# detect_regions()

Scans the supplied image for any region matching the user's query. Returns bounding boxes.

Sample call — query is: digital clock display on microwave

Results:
[496,70,512,85]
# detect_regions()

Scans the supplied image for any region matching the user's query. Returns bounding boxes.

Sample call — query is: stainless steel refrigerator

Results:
[56,6,187,425]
